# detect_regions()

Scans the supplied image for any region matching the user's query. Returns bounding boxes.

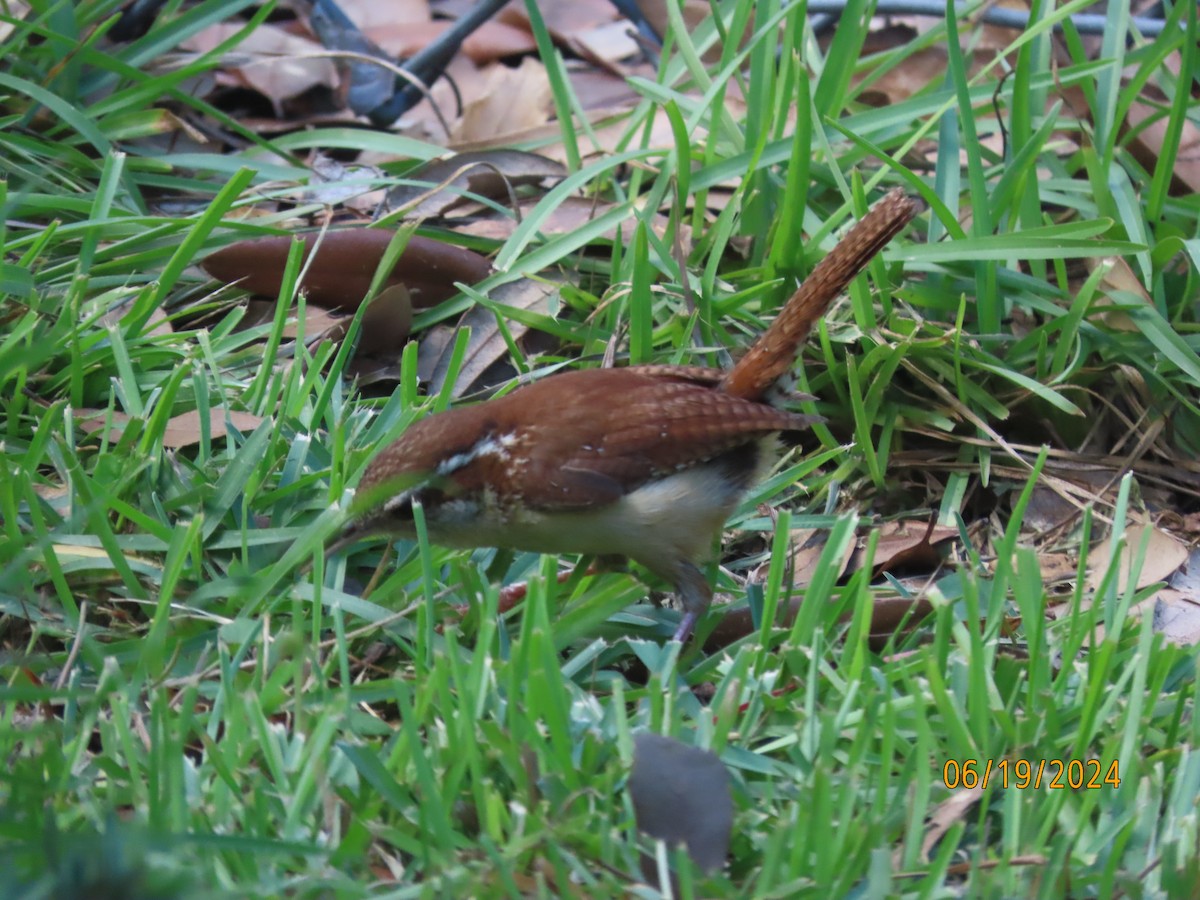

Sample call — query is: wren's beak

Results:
[323,524,368,563]
[324,467,437,564]
[323,507,402,563]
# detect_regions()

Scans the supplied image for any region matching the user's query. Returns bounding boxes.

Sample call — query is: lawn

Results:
[2,1,1199,897]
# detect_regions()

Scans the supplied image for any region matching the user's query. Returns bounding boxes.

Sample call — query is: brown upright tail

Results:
[719,188,922,401]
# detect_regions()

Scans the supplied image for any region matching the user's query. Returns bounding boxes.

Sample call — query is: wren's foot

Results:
[671,561,714,643]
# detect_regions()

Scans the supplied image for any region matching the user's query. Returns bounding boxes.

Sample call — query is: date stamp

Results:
[942,758,1121,790]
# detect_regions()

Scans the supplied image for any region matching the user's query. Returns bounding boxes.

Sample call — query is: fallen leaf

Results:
[183,23,338,113]
[201,231,493,311]
[0,1,29,43]
[1127,97,1200,195]
[450,195,672,244]
[790,535,855,589]
[869,520,959,574]
[423,276,560,397]
[336,0,430,30]
[305,153,388,211]
[1087,523,1188,596]
[498,0,621,40]
[162,409,265,449]
[451,57,553,145]
[386,149,566,218]
[868,593,936,646]
[1086,255,1151,332]
[568,19,641,64]
[1168,546,1200,596]
[31,483,69,502]
[77,409,133,444]
[356,283,414,355]
[77,407,263,449]
[1038,552,1079,598]
[631,0,725,58]
[1148,589,1200,647]
[374,18,537,63]
[282,301,344,342]
[629,732,732,875]
[910,784,984,867]
[568,65,644,112]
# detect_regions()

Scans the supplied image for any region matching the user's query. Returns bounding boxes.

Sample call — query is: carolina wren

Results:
[333,189,920,641]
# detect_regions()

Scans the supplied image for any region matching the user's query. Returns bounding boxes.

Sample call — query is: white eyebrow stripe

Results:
[383,488,417,513]
[434,433,514,477]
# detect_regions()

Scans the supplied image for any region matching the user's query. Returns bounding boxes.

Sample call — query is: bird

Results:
[330,188,920,642]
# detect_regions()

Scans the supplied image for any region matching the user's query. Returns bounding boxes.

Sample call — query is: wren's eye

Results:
[380,480,456,519]
[381,490,415,518]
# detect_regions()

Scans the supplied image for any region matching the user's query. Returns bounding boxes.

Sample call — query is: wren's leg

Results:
[672,561,714,643]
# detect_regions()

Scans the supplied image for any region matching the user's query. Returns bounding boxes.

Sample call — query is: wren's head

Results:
[345,401,509,542]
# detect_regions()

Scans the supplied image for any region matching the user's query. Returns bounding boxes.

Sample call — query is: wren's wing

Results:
[358,368,819,515]
[494,371,818,511]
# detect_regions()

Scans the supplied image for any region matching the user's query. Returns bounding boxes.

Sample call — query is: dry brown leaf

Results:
[451,195,670,243]
[1168,546,1200,595]
[543,94,678,164]
[422,277,560,398]
[451,57,554,145]
[869,521,959,573]
[568,65,645,112]
[1127,99,1200,195]
[498,0,621,39]
[1024,466,1121,532]
[868,593,936,642]
[392,53,479,143]
[162,409,265,449]
[569,19,641,64]
[914,784,984,866]
[632,0,731,61]
[373,18,537,63]
[286,284,413,354]
[77,409,133,444]
[1084,586,1199,644]
[102,303,173,338]
[1147,589,1200,647]
[857,43,952,106]
[32,483,69,502]
[386,149,566,218]
[183,23,338,111]
[790,537,856,590]
[283,303,344,342]
[77,407,264,448]
[201,231,492,311]
[0,1,29,42]
[1025,483,1083,532]
[1086,255,1151,332]
[337,0,430,33]
[1146,548,1200,646]
[1038,552,1079,587]
[1087,523,1188,595]
[357,284,414,356]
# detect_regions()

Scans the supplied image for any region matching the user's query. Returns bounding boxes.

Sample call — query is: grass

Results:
[2,0,1200,897]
